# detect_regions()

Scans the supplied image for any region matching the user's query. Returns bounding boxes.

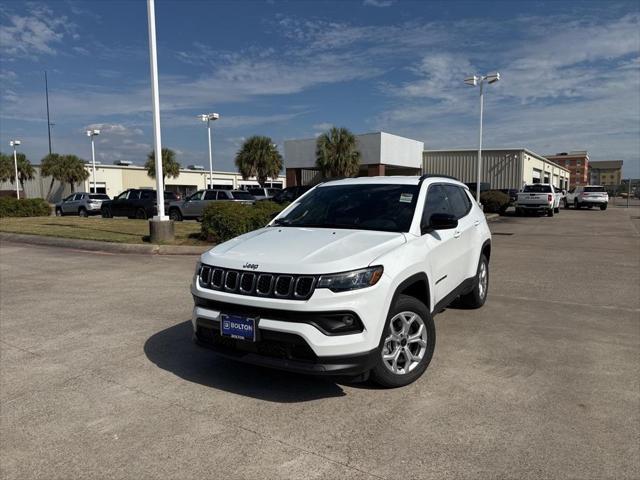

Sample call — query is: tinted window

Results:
[89,194,109,200]
[444,185,471,219]
[140,191,153,200]
[523,185,552,193]
[422,185,452,225]
[231,191,255,201]
[276,184,418,232]
[203,191,217,200]
[187,191,203,201]
[248,188,263,196]
[584,186,605,192]
[116,191,129,200]
[73,194,84,201]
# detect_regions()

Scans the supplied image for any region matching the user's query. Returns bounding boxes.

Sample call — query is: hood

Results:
[201,227,406,274]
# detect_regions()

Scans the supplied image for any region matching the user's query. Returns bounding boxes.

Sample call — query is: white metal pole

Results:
[476,79,484,204]
[147,0,167,220]
[628,178,631,208]
[207,119,213,189]
[13,145,19,199]
[90,136,97,194]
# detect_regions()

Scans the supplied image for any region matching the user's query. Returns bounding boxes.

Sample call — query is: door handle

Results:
[474,220,480,227]
[453,230,461,239]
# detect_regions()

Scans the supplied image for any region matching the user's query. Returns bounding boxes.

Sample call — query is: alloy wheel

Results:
[382,311,428,375]
[478,260,488,300]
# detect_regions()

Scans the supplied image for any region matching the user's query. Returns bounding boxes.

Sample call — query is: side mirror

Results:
[269,212,279,220]
[422,213,458,234]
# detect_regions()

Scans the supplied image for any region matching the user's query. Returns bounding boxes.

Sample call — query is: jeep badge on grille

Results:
[243,263,259,270]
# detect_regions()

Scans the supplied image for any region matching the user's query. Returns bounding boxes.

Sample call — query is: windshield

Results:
[273,184,419,232]
[89,194,109,200]
[523,185,552,193]
[584,186,606,192]
[231,191,254,200]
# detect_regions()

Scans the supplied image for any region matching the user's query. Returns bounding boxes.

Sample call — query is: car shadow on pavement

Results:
[144,320,347,403]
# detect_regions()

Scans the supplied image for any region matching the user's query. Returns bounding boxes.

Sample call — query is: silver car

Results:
[55,192,111,217]
[167,189,255,221]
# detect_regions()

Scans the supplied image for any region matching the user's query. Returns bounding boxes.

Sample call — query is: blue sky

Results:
[1,0,639,177]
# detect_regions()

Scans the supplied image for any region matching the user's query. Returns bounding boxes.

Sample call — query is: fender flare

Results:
[389,272,431,312]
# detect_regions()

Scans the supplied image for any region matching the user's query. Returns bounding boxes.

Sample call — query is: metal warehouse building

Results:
[423,148,571,190]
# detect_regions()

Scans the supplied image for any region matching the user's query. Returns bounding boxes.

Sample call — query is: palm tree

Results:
[59,155,90,192]
[41,153,63,200]
[145,148,180,185]
[15,154,35,197]
[0,153,12,183]
[235,136,283,186]
[315,127,361,178]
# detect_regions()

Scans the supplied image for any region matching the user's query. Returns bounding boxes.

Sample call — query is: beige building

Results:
[423,148,571,190]
[0,163,285,202]
[589,160,623,186]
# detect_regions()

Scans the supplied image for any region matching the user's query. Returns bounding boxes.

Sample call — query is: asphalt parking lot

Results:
[1,206,639,479]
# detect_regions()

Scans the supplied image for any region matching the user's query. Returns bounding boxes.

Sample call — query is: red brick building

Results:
[545,151,589,187]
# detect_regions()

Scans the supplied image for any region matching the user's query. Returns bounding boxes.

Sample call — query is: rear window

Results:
[584,186,605,192]
[231,191,254,200]
[89,194,109,200]
[523,185,552,193]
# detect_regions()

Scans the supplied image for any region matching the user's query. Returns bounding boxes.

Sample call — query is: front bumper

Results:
[193,316,377,376]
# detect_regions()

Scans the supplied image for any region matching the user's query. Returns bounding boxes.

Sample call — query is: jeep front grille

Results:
[199,265,316,300]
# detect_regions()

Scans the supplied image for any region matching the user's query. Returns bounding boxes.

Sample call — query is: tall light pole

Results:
[86,129,100,193]
[198,113,219,189]
[9,140,21,199]
[465,72,500,204]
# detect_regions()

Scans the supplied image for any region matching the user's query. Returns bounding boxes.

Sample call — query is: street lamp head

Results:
[464,75,479,87]
[199,113,220,122]
[86,129,100,137]
[9,140,21,146]
[486,72,500,84]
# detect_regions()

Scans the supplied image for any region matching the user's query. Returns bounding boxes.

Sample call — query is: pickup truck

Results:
[515,184,561,217]
[564,185,608,210]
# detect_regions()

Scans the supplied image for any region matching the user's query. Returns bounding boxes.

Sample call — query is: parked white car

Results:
[564,185,609,210]
[190,175,492,387]
[55,192,110,217]
[516,184,561,217]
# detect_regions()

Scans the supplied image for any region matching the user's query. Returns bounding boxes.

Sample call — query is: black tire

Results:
[102,207,112,218]
[515,207,522,216]
[135,208,147,220]
[370,295,436,388]
[587,205,593,209]
[78,207,88,217]
[600,204,607,211]
[55,208,63,217]
[563,199,569,209]
[169,208,183,221]
[554,207,560,213]
[547,208,554,217]
[574,199,580,209]
[457,254,489,309]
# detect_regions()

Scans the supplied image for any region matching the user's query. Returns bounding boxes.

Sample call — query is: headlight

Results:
[317,266,383,292]
[195,261,202,276]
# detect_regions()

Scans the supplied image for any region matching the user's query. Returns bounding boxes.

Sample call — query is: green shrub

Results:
[480,190,510,214]
[0,197,51,218]
[201,201,286,243]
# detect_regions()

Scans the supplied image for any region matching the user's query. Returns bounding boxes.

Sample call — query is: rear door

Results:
[183,190,204,217]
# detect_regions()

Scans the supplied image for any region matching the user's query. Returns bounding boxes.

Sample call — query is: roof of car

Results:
[320,175,465,187]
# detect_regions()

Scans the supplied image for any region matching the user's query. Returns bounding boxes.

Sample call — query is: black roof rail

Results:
[419,174,459,181]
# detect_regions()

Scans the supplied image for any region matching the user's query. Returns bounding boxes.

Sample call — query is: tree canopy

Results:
[145,148,180,182]
[235,136,283,186]
[315,127,361,178]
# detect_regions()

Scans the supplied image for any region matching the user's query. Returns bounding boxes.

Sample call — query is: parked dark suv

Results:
[101,189,178,219]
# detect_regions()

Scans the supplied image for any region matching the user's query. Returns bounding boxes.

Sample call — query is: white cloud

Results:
[363,0,396,7]
[0,3,78,58]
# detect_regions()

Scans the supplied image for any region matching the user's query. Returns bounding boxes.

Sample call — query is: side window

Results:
[140,190,152,200]
[116,191,128,200]
[422,185,451,226]
[64,194,75,202]
[204,191,216,201]
[218,191,229,200]
[444,185,471,219]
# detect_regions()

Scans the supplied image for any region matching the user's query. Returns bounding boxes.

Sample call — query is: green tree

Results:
[0,153,12,183]
[145,148,180,185]
[41,153,63,200]
[15,154,35,197]
[58,155,90,192]
[234,136,283,186]
[315,126,361,178]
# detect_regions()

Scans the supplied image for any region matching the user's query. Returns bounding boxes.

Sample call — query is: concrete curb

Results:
[0,232,210,255]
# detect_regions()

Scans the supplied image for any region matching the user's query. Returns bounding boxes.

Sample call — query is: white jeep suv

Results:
[191,176,492,387]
